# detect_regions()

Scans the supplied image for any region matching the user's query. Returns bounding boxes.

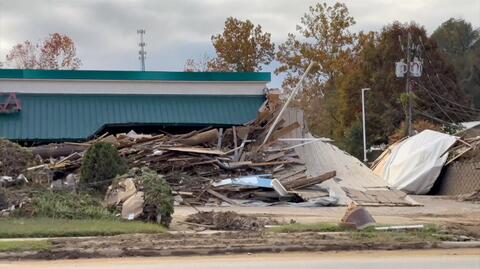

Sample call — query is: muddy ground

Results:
[0,195,479,260]
[0,231,441,260]
[172,195,480,237]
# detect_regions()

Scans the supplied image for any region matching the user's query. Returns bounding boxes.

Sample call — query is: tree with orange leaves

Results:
[209,17,275,72]
[5,33,81,70]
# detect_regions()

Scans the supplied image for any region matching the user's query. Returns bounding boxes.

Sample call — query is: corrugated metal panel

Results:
[0,94,265,141]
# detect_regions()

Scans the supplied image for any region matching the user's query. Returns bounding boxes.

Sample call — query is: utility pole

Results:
[395,31,422,136]
[361,88,371,163]
[137,29,146,71]
[406,32,412,136]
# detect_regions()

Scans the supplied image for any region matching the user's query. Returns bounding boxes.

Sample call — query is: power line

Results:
[413,109,457,127]
[416,84,456,123]
[414,94,474,120]
[418,38,477,108]
[415,81,480,113]
[417,37,480,116]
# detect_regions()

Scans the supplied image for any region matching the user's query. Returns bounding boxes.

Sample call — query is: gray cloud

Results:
[1,0,478,86]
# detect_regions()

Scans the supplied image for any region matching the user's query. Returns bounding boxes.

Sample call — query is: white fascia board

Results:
[0,79,267,95]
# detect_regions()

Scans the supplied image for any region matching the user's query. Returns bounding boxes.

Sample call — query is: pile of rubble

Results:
[185,211,267,231]
[24,92,336,207]
[105,167,174,226]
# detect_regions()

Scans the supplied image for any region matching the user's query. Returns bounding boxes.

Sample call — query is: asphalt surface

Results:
[1,249,479,269]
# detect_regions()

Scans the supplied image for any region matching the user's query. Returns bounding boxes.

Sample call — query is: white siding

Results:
[0,79,266,95]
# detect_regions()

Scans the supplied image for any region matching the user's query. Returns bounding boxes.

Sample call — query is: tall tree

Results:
[275,2,357,138]
[209,17,275,72]
[334,22,473,158]
[5,33,81,70]
[431,18,480,108]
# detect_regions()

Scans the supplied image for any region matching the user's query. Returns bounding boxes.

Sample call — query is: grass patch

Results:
[0,240,52,252]
[349,224,441,242]
[0,218,166,238]
[271,223,443,242]
[269,223,348,233]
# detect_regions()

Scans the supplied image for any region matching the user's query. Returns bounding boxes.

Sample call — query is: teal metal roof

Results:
[0,69,271,82]
[0,94,265,141]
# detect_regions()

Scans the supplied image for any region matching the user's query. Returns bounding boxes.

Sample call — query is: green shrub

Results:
[24,190,114,219]
[140,168,174,227]
[80,142,127,192]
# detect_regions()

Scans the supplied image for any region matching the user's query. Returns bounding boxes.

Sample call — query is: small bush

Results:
[22,190,114,219]
[140,168,174,227]
[80,142,127,192]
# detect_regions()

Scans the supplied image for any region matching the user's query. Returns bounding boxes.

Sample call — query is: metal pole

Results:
[362,88,370,163]
[406,32,412,136]
[260,62,315,148]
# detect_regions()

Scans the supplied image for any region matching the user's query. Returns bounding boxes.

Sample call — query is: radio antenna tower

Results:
[137,29,146,71]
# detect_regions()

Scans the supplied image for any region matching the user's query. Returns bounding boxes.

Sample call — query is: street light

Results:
[361,88,371,163]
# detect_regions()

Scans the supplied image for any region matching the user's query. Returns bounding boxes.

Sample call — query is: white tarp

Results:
[379,130,458,194]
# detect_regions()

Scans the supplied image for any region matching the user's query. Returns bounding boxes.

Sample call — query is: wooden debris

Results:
[180,129,219,146]
[206,189,241,205]
[284,171,336,190]
[24,91,345,206]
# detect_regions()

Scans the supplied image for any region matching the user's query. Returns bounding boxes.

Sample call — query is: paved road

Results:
[1,249,479,269]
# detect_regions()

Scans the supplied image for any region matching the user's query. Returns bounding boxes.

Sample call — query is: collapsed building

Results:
[0,69,418,216]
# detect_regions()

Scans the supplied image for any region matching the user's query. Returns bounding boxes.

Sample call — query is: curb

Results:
[0,241,479,260]
[436,241,480,248]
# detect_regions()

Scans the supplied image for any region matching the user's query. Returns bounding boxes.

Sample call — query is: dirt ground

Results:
[0,230,442,260]
[172,195,480,236]
[0,195,479,261]
[4,249,480,269]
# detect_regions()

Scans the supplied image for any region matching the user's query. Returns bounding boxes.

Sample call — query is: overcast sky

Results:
[0,0,479,87]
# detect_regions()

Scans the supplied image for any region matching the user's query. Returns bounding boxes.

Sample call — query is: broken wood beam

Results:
[284,170,336,190]
[179,129,219,146]
[249,160,294,167]
[206,189,241,205]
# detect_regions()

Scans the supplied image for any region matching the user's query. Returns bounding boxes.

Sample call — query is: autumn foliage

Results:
[6,33,81,70]
[274,3,472,158]
[185,17,275,72]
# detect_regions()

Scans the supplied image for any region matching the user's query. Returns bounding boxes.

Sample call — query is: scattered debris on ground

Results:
[106,167,174,226]
[185,211,266,231]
